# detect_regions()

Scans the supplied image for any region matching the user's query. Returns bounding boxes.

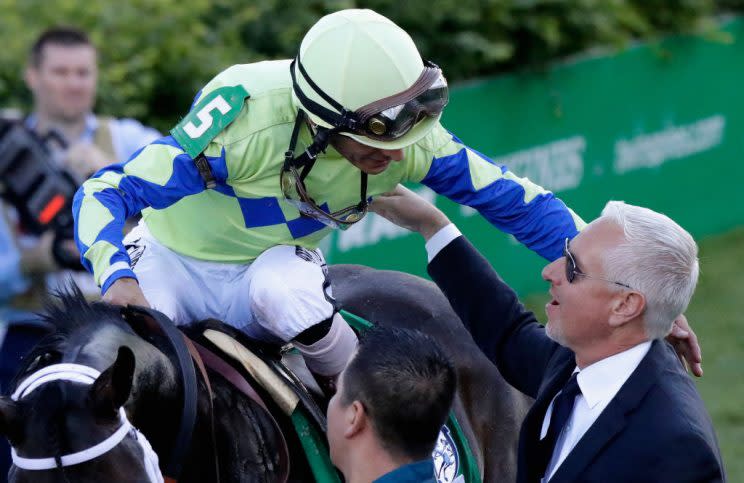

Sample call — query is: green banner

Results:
[323,18,744,295]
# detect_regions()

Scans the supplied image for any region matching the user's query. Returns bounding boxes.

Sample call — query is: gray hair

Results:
[599,201,699,339]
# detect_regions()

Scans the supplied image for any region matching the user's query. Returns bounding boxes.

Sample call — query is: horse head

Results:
[0,288,171,482]
[0,346,162,482]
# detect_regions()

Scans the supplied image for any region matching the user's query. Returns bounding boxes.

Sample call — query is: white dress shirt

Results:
[425,223,462,261]
[541,341,652,481]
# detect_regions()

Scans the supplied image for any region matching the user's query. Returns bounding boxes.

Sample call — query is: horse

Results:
[0,264,531,482]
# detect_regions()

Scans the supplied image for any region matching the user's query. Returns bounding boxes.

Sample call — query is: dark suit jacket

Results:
[428,236,725,483]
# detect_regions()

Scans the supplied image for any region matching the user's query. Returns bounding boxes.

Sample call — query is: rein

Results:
[121,305,209,483]
[9,363,163,483]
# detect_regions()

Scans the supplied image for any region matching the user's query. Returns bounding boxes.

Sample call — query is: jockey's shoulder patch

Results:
[170,84,250,158]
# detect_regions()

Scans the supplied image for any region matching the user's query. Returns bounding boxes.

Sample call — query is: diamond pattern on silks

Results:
[286,203,331,239]
[238,196,287,228]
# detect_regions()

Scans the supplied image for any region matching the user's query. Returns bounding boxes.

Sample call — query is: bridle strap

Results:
[11,410,132,470]
[9,363,161,482]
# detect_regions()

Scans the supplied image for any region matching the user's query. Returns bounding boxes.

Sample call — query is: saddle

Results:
[124,306,480,483]
[182,319,341,483]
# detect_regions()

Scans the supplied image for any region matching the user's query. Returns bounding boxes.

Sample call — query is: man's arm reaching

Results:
[371,185,704,377]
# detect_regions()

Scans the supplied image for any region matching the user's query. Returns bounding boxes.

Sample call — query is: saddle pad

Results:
[203,329,299,415]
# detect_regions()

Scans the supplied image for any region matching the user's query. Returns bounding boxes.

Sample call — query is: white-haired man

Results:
[371,187,724,483]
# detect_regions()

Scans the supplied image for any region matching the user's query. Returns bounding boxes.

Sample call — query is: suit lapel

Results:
[547,340,666,483]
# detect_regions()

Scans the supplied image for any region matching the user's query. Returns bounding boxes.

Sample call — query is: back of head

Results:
[292,9,443,150]
[600,201,699,339]
[342,326,456,461]
[29,27,93,67]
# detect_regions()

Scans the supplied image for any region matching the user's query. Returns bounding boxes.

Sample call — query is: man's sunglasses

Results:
[564,237,632,289]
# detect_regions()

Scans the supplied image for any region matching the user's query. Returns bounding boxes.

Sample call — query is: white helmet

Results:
[291,9,448,150]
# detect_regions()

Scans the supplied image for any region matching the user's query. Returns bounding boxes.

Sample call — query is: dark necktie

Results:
[537,372,582,480]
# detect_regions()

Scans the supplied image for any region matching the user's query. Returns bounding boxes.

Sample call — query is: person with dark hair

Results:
[1,26,160,307]
[327,326,456,483]
[24,26,160,182]
[370,186,723,483]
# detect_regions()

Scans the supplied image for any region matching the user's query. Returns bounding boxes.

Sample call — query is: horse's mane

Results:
[11,284,129,387]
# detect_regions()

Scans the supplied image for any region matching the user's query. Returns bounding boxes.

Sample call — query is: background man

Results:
[370,186,724,482]
[1,26,160,309]
[327,326,456,483]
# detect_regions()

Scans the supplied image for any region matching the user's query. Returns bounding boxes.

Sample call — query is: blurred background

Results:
[1,0,742,479]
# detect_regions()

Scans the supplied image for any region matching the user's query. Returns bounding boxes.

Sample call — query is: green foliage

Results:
[0,0,741,130]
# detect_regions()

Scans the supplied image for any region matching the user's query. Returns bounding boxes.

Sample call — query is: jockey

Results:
[72,9,585,388]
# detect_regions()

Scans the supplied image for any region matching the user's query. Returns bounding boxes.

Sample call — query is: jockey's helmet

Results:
[291,9,449,150]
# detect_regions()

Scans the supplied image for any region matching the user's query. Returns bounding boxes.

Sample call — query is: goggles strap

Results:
[358,173,368,210]
[290,58,359,132]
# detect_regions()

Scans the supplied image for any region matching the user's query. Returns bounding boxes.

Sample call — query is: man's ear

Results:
[24,65,38,91]
[344,400,367,439]
[608,291,646,328]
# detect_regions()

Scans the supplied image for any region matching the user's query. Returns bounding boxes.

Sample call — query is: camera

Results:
[0,117,82,270]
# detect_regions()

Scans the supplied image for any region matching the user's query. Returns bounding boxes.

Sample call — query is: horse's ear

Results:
[89,346,135,418]
[0,397,23,444]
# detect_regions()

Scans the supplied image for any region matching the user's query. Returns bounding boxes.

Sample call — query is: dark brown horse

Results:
[0,265,530,482]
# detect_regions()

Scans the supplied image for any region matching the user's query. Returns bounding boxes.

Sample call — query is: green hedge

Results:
[0,0,740,131]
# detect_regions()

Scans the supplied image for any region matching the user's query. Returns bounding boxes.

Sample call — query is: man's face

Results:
[541,219,625,349]
[331,135,404,175]
[326,369,350,467]
[25,44,97,123]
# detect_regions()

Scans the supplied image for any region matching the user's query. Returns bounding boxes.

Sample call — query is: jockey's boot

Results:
[293,312,358,398]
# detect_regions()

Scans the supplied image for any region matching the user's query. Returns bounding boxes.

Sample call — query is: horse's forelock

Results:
[42,284,127,337]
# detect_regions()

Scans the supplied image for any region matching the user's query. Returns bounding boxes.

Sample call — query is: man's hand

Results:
[65,142,112,180]
[103,277,150,308]
[370,185,451,241]
[666,314,703,377]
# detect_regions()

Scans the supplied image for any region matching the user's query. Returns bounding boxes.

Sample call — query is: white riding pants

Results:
[122,223,337,343]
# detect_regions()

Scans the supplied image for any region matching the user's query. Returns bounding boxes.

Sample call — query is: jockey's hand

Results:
[370,185,451,241]
[103,277,150,308]
[666,314,703,377]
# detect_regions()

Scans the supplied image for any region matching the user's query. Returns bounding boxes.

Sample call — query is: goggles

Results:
[563,238,632,289]
[291,57,449,142]
[280,160,368,230]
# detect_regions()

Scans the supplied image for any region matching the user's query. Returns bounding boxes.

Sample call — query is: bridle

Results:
[9,363,163,483]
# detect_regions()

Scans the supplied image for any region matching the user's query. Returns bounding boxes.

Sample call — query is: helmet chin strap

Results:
[283,110,337,174]
[282,110,369,222]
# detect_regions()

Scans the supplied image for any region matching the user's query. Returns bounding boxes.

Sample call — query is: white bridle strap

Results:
[11,410,132,470]
[12,363,101,400]
[9,363,164,483]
